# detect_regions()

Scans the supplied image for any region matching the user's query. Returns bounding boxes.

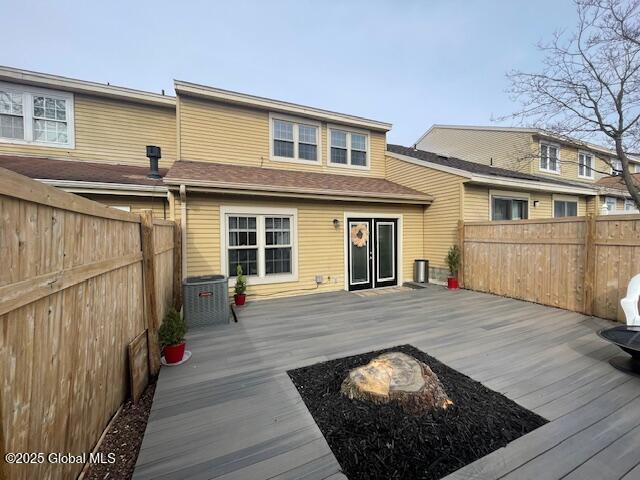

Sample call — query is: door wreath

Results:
[351,223,369,248]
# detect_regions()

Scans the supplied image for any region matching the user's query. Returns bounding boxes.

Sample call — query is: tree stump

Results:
[341,352,453,415]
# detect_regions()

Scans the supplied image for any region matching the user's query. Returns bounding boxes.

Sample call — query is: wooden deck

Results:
[134,285,640,480]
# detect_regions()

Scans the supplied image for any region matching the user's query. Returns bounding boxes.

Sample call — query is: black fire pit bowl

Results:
[598,325,640,376]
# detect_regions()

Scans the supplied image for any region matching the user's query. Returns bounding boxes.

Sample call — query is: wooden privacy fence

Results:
[0,167,180,480]
[460,214,640,322]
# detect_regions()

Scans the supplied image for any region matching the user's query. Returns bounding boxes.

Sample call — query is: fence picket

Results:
[0,171,178,480]
[461,214,640,321]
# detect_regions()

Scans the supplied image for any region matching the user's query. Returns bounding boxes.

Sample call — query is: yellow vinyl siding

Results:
[419,127,623,184]
[175,193,422,299]
[535,143,610,182]
[417,128,533,172]
[386,156,464,270]
[80,194,168,219]
[463,184,587,220]
[178,96,386,177]
[463,184,491,222]
[0,94,176,168]
[586,195,600,216]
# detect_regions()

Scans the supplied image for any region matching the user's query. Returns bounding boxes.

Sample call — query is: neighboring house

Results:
[0,66,175,216]
[416,124,640,182]
[595,173,640,214]
[0,66,433,298]
[385,144,600,282]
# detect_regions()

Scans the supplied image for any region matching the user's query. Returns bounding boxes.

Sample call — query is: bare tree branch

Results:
[504,0,640,208]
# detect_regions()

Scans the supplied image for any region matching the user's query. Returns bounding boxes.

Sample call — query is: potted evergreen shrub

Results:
[159,308,187,364]
[234,264,247,306]
[446,245,460,290]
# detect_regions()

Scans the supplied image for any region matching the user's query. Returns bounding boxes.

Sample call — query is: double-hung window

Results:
[0,82,74,148]
[223,207,297,284]
[265,217,292,274]
[0,90,24,140]
[329,127,369,168]
[578,152,594,179]
[540,142,560,173]
[227,216,259,276]
[270,114,319,163]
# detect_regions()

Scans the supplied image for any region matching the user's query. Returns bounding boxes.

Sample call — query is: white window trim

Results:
[327,124,371,171]
[539,141,561,174]
[578,151,594,179]
[219,206,298,287]
[489,190,531,221]
[268,112,321,165]
[0,81,75,149]
[342,212,403,291]
[552,194,579,217]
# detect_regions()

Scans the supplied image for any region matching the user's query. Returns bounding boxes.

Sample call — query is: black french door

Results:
[347,217,398,291]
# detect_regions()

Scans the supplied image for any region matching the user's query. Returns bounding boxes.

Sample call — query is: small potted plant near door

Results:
[159,308,187,364]
[234,265,247,306]
[446,245,460,290]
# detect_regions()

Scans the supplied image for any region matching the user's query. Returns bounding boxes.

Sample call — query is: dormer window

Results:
[270,113,320,164]
[329,126,369,169]
[0,91,23,140]
[0,82,74,148]
[539,142,560,173]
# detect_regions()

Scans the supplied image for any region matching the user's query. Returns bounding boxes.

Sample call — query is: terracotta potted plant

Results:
[234,265,247,306]
[446,245,460,290]
[159,308,187,364]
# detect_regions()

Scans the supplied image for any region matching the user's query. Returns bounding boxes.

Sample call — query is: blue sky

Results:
[3,0,578,145]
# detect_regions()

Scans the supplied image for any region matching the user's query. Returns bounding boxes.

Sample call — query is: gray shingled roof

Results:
[387,144,597,190]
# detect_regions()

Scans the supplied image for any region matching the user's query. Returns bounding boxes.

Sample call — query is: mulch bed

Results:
[287,345,547,480]
[84,380,156,480]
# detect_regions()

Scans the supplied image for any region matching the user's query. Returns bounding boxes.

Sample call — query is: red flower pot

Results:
[234,293,246,306]
[163,342,186,364]
[447,277,459,290]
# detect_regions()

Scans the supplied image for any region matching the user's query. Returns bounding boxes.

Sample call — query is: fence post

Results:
[140,210,161,377]
[583,214,597,316]
[173,222,183,311]
[458,220,465,288]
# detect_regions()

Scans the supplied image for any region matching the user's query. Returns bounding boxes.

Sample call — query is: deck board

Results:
[134,285,640,480]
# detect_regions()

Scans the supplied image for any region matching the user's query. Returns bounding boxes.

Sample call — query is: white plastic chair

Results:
[621,273,640,326]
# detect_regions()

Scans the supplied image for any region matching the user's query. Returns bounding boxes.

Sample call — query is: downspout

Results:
[180,184,187,280]
[167,190,176,220]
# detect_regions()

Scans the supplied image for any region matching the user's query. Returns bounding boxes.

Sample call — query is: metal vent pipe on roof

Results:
[146,145,162,179]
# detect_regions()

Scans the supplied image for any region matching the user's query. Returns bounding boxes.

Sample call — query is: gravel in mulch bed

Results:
[287,345,547,480]
[84,380,156,480]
